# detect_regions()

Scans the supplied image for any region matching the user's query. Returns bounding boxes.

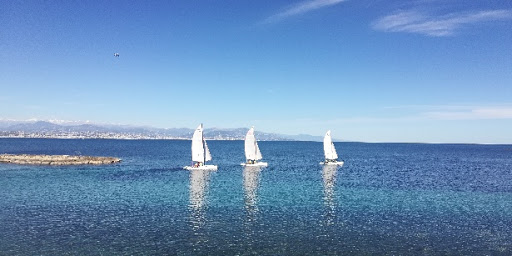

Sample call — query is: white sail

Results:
[191,124,205,162]
[323,130,338,160]
[255,141,262,160]
[244,127,256,160]
[204,139,212,162]
[245,127,262,160]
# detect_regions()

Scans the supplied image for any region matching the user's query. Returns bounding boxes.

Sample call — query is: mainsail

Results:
[323,130,338,160]
[191,124,205,162]
[245,127,262,160]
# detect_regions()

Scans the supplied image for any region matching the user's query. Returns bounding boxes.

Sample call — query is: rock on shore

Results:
[0,154,121,165]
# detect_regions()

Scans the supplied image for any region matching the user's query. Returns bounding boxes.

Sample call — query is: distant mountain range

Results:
[0,120,330,141]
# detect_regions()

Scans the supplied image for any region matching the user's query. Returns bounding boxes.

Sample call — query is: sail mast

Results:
[201,124,212,163]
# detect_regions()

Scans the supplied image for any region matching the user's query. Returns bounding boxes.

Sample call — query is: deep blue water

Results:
[1,138,512,255]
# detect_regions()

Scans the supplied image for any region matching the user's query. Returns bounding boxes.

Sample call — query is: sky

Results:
[1,0,511,143]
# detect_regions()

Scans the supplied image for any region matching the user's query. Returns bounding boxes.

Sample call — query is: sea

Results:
[1,138,511,255]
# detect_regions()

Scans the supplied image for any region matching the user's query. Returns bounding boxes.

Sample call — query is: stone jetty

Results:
[0,154,121,165]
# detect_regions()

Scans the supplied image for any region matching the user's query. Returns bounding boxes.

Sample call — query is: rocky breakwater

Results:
[0,154,121,165]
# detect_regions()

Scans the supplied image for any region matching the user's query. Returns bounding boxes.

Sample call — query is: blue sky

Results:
[1,0,511,143]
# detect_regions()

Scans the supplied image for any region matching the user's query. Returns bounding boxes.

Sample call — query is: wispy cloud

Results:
[263,0,346,24]
[311,105,512,125]
[373,9,512,36]
[423,107,512,120]
[386,104,512,120]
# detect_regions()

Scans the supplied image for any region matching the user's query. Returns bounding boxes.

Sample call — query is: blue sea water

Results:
[1,138,511,255]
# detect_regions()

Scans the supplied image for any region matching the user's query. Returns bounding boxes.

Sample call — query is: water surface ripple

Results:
[1,139,511,255]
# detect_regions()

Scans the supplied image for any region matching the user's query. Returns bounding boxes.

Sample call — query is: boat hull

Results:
[320,161,344,166]
[183,165,218,171]
[240,162,268,167]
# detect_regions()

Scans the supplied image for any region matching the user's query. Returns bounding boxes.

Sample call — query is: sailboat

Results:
[184,124,218,171]
[241,127,268,167]
[320,130,344,166]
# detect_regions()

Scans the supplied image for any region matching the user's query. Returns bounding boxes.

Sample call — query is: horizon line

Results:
[1,136,511,146]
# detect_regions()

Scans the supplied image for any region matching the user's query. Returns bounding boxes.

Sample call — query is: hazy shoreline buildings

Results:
[0,131,243,140]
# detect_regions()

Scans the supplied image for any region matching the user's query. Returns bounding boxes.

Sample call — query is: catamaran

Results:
[320,130,344,166]
[241,127,268,167]
[184,124,218,171]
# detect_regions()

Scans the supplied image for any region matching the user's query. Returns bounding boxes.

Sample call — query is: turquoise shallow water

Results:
[1,139,511,255]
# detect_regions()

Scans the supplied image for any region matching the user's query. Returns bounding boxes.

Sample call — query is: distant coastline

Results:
[0,135,509,146]
[0,120,324,141]
[0,133,237,140]
[0,132,197,140]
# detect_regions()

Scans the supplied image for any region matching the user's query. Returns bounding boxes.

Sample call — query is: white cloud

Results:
[263,0,346,24]
[313,105,512,125]
[423,107,512,120]
[373,9,512,36]
[383,104,512,120]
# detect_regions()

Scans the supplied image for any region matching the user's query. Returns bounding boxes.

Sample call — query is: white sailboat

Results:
[241,127,268,167]
[184,124,218,170]
[320,130,344,166]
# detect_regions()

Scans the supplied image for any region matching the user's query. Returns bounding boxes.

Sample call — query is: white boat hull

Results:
[320,161,344,166]
[183,165,218,171]
[240,162,268,167]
